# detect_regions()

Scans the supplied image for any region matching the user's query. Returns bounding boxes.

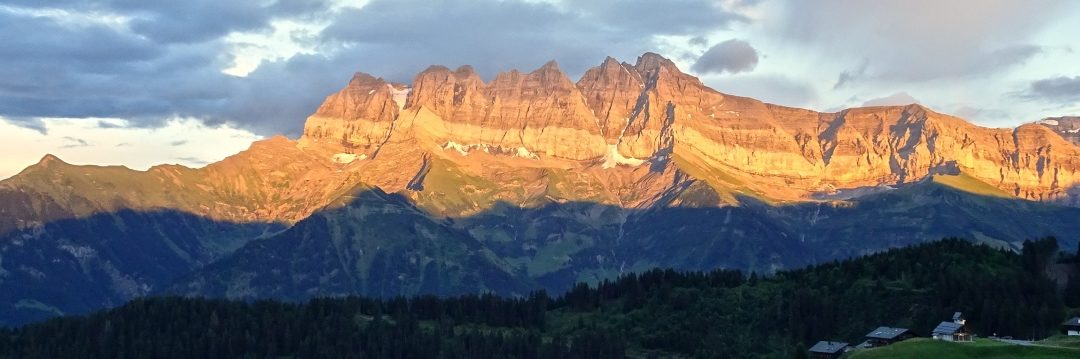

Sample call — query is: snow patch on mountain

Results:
[332,153,366,164]
[389,85,411,111]
[601,144,645,169]
[442,142,540,159]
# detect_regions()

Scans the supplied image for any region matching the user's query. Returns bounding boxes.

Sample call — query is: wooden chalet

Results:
[808,341,848,359]
[863,326,914,347]
[1064,317,1080,336]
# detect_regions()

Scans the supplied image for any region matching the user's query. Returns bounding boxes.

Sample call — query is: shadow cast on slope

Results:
[167,181,1080,305]
[0,208,281,327]
[5,178,1080,327]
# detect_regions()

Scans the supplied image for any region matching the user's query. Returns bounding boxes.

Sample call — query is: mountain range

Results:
[2,52,1078,326]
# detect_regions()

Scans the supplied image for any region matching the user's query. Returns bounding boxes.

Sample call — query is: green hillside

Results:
[850,338,1079,359]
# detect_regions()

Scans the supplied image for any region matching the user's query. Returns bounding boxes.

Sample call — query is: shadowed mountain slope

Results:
[170,179,1080,302]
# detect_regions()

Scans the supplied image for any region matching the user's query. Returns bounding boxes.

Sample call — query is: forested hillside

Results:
[0,238,1071,358]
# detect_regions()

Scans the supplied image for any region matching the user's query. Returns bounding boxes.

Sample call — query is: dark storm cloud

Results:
[0,3,320,133]
[0,0,747,137]
[691,39,759,75]
[1022,76,1080,103]
[0,9,238,128]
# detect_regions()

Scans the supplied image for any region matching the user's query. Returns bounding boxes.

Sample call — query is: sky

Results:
[1,0,1079,179]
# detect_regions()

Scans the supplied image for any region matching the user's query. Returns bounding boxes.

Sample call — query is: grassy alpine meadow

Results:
[848,338,1080,359]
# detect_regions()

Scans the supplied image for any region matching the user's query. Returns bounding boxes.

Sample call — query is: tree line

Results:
[0,238,1073,358]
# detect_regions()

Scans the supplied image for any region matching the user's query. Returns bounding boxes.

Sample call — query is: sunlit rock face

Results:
[404,61,607,161]
[1035,116,1080,147]
[9,52,1080,231]
[298,53,1080,205]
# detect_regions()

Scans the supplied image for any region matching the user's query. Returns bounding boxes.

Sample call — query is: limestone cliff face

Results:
[1035,116,1080,146]
[300,73,407,158]
[677,97,1080,201]
[6,52,1080,230]
[406,61,607,160]
[298,52,1080,204]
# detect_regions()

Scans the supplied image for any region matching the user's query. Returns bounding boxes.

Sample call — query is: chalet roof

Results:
[952,312,963,321]
[865,326,911,340]
[808,341,848,354]
[1064,317,1080,327]
[855,340,873,349]
[932,321,965,335]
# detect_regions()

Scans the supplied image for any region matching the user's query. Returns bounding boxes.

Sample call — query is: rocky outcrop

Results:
[1035,116,1080,146]
[300,73,407,158]
[404,61,607,160]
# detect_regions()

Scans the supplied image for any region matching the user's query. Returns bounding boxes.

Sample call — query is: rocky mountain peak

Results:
[36,154,65,167]
[346,72,385,88]
[534,60,564,77]
[453,65,478,78]
[634,52,680,75]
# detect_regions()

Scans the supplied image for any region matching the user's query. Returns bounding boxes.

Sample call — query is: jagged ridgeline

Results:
[0,240,1069,358]
[2,53,1080,326]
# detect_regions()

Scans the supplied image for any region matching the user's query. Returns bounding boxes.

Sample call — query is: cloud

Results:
[0,116,47,134]
[1022,76,1080,103]
[775,0,1071,82]
[317,0,747,80]
[833,60,868,89]
[951,106,1010,123]
[96,120,125,129]
[173,156,210,166]
[0,0,752,137]
[60,136,89,148]
[691,39,759,75]
[3,0,333,44]
[0,9,240,128]
[170,140,189,146]
[862,92,919,107]
[706,74,818,107]
[220,0,751,135]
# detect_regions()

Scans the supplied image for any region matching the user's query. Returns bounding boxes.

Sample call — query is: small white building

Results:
[1064,317,1080,336]
[932,312,971,342]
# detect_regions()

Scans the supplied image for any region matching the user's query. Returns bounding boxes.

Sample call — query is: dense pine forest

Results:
[1,238,1076,358]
